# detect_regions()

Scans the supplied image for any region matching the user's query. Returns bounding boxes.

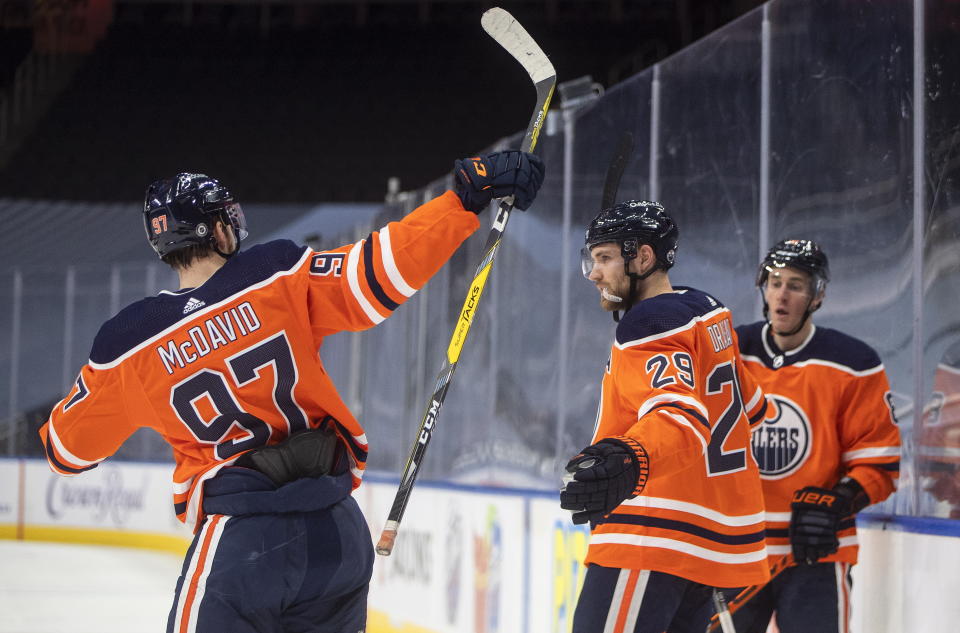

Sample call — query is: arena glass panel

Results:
[656,7,763,327]
[482,128,566,487]
[916,0,960,520]
[767,0,915,514]
[562,73,654,471]
[350,181,458,477]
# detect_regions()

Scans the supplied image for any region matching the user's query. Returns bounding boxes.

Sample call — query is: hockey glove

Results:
[790,477,868,564]
[235,427,342,486]
[560,436,650,525]
[453,150,545,213]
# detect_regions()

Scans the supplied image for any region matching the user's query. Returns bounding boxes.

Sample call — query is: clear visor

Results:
[581,244,626,279]
[580,247,595,279]
[224,203,249,241]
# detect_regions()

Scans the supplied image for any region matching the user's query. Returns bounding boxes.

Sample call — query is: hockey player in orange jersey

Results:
[38,152,544,633]
[559,201,770,633]
[728,239,901,633]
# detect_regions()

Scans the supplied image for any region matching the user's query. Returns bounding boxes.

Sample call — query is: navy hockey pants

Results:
[166,468,374,633]
[572,564,716,633]
[723,561,853,633]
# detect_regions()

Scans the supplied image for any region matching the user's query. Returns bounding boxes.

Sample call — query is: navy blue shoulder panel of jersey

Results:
[90,240,308,364]
[736,320,881,372]
[799,326,882,371]
[616,286,725,346]
[735,321,767,358]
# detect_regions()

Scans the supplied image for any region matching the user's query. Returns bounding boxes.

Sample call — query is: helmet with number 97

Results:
[756,239,830,296]
[581,200,678,280]
[143,173,248,259]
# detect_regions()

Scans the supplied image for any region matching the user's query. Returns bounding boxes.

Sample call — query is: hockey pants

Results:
[572,564,716,633]
[166,467,373,633]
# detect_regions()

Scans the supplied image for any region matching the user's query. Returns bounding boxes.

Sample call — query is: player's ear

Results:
[638,244,657,276]
[810,289,825,312]
[213,220,231,250]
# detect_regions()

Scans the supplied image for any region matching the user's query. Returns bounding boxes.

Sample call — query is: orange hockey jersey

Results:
[736,321,901,565]
[39,191,479,531]
[586,287,771,588]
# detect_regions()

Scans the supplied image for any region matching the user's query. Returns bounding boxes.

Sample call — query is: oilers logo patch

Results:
[751,394,811,479]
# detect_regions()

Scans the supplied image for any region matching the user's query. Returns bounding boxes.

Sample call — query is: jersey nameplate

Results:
[156,302,262,375]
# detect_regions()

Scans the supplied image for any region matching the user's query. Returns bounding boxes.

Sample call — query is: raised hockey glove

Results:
[560,436,650,525]
[453,150,545,213]
[790,477,868,564]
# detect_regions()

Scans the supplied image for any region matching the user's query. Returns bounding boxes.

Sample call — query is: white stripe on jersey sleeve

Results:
[345,240,386,325]
[637,392,710,421]
[744,385,764,413]
[378,225,417,297]
[172,476,195,496]
[47,418,105,468]
[842,446,900,461]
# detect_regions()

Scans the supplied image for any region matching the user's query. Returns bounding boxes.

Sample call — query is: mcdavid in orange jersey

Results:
[39,191,478,531]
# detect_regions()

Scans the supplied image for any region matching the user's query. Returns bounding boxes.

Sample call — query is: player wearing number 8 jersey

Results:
[725,239,900,633]
[560,201,770,633]
[39,155,544,633]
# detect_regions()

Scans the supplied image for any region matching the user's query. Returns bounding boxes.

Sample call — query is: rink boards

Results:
[2,457,960,633]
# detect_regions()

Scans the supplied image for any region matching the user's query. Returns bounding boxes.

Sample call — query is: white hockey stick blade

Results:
[481,8,555,84]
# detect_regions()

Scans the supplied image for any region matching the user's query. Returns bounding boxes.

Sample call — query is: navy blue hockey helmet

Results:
[757,239,830,295]
[143,173,248,259]
[582,200,678,278]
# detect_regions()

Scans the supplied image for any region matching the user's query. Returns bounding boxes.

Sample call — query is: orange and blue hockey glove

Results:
[453,150,545,213]
[560,436,650,525]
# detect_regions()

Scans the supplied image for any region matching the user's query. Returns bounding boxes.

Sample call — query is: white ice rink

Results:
[0,541,182,633]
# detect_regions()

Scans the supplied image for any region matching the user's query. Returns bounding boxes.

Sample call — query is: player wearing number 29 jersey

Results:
[588,287,770,588]
[37,155,545,633]
[561,201,768,633]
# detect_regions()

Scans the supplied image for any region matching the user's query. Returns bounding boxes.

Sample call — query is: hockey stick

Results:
[600,131,634,209]
[376,7,555,557]
[706,554,795,632]
[712,588,737,633]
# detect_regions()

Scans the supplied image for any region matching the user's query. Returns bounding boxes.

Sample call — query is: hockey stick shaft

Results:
[707,554,794,632]
[600,132,634,209]
[712,589,737,633]
[376,7,555,556]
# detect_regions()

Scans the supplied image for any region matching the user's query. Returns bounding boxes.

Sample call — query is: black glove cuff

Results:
[833,476,870,514]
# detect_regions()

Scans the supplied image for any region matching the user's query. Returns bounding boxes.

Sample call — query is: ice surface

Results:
[0,541,182,633]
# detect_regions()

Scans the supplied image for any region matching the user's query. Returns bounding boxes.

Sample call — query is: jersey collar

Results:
[761,322,817,367]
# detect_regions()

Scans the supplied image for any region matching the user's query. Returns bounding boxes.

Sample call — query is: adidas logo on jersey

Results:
[183,297,206,314]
